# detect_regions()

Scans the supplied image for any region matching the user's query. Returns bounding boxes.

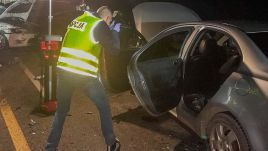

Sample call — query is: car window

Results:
[191,29,240,57]
[247,32,268,58]
[138,30,191,62]
[184,29,242,100]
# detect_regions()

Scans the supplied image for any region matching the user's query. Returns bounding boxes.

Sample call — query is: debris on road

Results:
[86,112,93,114]
[67,114,72,116]
[0,98,7,106]
[34,75,45,80]
[29,119,37,126]
[28,119,39,135]
[15,106,22,111]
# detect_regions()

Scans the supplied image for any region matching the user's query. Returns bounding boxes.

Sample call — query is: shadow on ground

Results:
[112,106,208,150]
[174,136,208,151]
[113,106,185,139]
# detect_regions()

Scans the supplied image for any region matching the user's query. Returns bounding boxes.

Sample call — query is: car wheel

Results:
[207,113,250,151]
[0,33,8,50]
[99,51,114,91]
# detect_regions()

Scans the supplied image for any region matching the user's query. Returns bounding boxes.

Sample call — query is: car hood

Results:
[131,2,201,40]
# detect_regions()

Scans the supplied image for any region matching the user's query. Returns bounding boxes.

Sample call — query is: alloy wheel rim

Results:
[209,123,241,151]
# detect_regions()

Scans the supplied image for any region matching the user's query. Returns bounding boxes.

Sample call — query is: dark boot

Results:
[107,139,120,151]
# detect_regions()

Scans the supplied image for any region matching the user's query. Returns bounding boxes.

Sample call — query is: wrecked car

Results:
[0,0,38,50]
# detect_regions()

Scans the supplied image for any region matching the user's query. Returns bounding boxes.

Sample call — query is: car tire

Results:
[207,113,250,151]
[0,33,8,50]
[99,51,114,92]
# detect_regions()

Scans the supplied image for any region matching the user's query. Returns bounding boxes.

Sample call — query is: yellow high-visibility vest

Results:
[57,11,102,78]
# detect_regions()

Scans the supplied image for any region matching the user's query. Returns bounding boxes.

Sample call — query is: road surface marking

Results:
[19,62,41,92]
[0,59,38,151]
[0,98,31,151]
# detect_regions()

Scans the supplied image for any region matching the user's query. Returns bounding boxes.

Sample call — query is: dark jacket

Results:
[93,21,120,55]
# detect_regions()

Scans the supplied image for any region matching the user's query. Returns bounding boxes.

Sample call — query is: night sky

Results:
[31,0,268,35]
[83,0,268,21]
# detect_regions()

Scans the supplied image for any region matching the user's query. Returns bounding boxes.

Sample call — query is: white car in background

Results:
[0,0,38,50]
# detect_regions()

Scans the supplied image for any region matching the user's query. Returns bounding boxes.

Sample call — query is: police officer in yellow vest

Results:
[45,6,120,151]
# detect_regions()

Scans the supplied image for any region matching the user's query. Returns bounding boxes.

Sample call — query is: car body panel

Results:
[132,2,201,41]
[191,72,268,151]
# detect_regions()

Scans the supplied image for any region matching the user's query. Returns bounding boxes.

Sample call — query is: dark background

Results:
[30,0,267,35]
[83,0,268,21]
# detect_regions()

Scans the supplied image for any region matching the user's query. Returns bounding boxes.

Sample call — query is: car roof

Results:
[161,21,268,34]
[214,20,268,33]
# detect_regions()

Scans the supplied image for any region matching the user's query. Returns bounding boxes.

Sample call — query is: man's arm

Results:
[93,21,120,55]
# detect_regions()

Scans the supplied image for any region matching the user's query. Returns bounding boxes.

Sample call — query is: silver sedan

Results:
[127,22,268,151]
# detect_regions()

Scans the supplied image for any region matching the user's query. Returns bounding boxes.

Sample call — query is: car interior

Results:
[183,29,242,113]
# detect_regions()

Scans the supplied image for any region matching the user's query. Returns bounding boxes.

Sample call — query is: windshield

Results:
[0,6,6,15]
[247,32,268,58]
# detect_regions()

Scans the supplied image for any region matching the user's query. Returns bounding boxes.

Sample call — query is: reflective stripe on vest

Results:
[57,12,102,78]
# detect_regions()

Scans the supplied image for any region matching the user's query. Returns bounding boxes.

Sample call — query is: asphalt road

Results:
[0,48,206,151]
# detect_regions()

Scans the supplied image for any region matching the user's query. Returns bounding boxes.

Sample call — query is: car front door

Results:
[128,27,193,116]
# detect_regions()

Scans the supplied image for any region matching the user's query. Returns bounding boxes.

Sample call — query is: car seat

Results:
[186,38,221,95]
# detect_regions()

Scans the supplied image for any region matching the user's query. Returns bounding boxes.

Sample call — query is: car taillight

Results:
[40,41,60,51]
[40,40,60,60]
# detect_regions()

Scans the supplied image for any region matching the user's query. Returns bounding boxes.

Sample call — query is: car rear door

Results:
[128,27,193,116]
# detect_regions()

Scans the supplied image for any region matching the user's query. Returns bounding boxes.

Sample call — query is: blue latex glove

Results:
[109,21,121,32]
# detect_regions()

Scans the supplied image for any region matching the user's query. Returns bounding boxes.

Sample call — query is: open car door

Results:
[128,27,193,116]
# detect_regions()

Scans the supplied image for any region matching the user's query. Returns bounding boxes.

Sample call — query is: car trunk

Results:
[132,2,201,41]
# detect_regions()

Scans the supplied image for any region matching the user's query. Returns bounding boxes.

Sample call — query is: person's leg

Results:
[83,77,116,146]
[45,71,76,151]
